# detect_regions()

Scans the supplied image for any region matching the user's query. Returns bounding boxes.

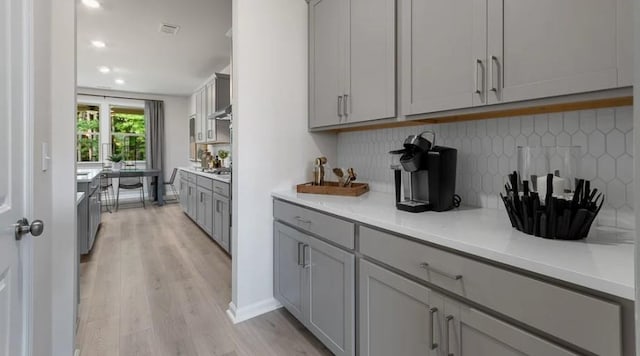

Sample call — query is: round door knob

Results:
[30,220,44,236]
[14,218,45,240]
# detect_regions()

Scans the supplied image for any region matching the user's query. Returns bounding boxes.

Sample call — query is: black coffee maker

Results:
[389,131,458,213]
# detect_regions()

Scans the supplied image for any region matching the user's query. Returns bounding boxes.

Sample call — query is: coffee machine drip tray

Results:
[397,200,432,213]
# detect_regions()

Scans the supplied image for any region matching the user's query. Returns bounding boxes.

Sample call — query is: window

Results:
[76,104,100,162]
[110,106,146,161]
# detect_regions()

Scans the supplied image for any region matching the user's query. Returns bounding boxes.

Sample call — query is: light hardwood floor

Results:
[76,203,331,356]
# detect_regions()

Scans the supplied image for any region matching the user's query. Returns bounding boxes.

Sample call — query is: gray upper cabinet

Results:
[400,0,486,115]
[487,0,619,105]
[359,259,442,356]
[309,0,395,128]
[309,0,346,128]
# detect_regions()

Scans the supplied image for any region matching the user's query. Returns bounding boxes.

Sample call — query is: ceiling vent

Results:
[159,23,180,35]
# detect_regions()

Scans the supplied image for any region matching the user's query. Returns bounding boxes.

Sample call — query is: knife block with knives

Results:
[500,171,604,240]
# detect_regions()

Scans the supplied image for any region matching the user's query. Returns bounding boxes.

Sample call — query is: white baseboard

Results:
[226,298,282,324]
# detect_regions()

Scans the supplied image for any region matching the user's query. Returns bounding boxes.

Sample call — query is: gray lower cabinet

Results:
[77,176,101,255]
[274,221,354,356]
[358,259,442,356]
[359,259,577,356]
[196,186,214,235]
[179,170,232,254]
[213,193,230,253]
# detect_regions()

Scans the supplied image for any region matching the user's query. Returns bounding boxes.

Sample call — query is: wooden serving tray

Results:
[296,181,370,197]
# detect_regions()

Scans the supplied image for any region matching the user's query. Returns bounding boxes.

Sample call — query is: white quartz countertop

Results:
[179,167,231,183]
[272,190,635,300]
[76,168,103,183]
[76,192,85,205]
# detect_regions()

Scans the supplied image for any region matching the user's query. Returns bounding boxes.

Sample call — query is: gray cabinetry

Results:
[309,0,395,128]
[400,0,484,115]
[213,193,230,253]
[274,221,355,356]
[179,170,231,254]
[359,259,441,356]
[77,175,101,255]
[196,186,214,235]
[359,259,577,356]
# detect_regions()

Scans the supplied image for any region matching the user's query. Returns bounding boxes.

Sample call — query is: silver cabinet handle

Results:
[297,242,304,266]
[294,215,312,224]
[302,244,310,268]
[337,96,343,118]
[446,315,454,356]
[490,55,499,93]
[343,94,349,117]
[474,59,484,95]
[420,262,463,280]
[208,129,213,138]
[429,307,438,350]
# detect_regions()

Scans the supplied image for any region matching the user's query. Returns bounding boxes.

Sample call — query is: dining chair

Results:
[99,173,114,213]
[116,176,145,211]
[150,168,179,202]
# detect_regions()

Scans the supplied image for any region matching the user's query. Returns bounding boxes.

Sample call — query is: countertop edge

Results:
[178,167,231,183]
[271,191,635,300]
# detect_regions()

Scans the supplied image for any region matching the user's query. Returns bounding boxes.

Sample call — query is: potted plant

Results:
[108,153,124,171]
[218,150,230,168]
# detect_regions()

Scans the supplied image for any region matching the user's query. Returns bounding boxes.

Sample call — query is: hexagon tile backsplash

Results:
[336,106,634,229]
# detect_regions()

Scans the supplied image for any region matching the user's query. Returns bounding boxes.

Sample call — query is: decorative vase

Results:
[112,162,123,171]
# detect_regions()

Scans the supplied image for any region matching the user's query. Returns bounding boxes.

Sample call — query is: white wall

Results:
[49,0,78,355]
[77,88,190,181]
[229,0,337,322]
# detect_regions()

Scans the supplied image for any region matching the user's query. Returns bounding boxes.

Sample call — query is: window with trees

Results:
[76,104,100,162]
[110,106,146,161]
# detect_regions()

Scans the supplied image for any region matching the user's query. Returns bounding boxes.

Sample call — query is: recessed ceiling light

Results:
[115,78,125,85]
[82,0,101,9]
[98,66,110,74]
[91,40,106,48]
[159,23,180,35]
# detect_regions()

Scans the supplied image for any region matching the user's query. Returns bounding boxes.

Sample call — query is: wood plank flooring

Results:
[76,204,331,356]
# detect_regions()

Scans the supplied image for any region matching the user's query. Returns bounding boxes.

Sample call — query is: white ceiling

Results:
[77,0,232,96]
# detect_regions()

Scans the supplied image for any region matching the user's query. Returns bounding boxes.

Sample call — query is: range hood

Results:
[213,104,232,121]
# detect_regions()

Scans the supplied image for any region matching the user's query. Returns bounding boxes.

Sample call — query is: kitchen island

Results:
[272,189,634,356]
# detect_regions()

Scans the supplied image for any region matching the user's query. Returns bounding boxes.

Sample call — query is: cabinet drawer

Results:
[181,171,196,183]
[274,200,354,250]
[196,175,213,190]
[213,180,229,197]
[359,226,622,356]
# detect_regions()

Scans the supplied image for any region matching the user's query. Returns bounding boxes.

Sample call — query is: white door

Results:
[0,0,30,355]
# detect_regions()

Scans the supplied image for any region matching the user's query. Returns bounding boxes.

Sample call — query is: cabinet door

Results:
[359,259,443,356]
[447,303,578,356]
[346,0,395,123]
[189,93,196,116]
[487,0,618,104]
[309,0,347,128]
[188,183,197,219]
[274,222,307,321]
[179,179,188,213]
[400,0,486,115]
[205,83,216,141]
[195,90,204,143]
[304,238,354,356]
[218,196,230,252]
[203,189,214,235]
[196,187,205,227]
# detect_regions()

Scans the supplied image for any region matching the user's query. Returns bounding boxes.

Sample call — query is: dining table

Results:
[101,168,165,206]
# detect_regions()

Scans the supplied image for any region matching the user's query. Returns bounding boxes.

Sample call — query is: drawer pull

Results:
[297,242,304,266]
[446,315,454,356]
[293,216,312,225]
[429,307,438,350]
[420,262,463,281]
